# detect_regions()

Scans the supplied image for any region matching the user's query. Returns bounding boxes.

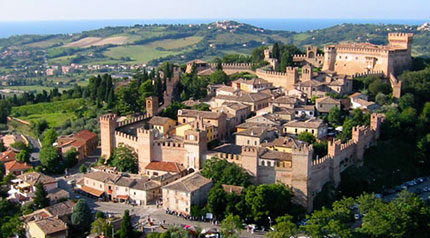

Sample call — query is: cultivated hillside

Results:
[1,21,428,66]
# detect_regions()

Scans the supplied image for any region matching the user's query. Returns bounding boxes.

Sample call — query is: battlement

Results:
[137,128,153,135]
[100,113,118,122]
[114,131,138,142]
[312,155,331,166]
[293,54,324,58]
[336,46,389,54]
[388,32,414,38]
[217,152,241,161]
[293,143,313,153]
[351,71,385,79]
[208,63,254,69]
[242,146,259,153]
[117,115,148,128]
[154,141,184,148]
[256,68,287,77]
[340,139,355,151]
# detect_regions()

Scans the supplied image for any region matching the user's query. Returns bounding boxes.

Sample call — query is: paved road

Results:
[383,177,430,202]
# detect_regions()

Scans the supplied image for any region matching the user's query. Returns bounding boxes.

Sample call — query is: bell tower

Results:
[146,96,158,117]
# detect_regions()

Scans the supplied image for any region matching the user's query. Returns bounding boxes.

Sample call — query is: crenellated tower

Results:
[146,96,159,117]
[241,146,259,184]
[286,67,299,90]
[183,129,208,170]
[100,114,118,159]
[137,128,155,173]
[291,143,314,211]
[322,45,336,71]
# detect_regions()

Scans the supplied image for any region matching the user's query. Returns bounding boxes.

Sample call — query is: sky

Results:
[0,0,429,21]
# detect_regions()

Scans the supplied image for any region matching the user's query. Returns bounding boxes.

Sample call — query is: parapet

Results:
[241,146,259,155]
[117,115,148,128]
[100,113,118,122]
[388,32,414,38]
[114,131,138,142]
[312,155,331,166]
[292,143,313,153]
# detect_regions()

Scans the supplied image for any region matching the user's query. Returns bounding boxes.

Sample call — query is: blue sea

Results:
[0,19,428,38]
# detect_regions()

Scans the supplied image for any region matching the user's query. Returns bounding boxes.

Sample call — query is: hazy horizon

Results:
[1,0,429,21]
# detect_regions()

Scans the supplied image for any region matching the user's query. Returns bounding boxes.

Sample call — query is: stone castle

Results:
[100,105,383,210]
[256,33,413,98]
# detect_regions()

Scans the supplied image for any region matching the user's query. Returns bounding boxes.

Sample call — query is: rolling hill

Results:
[1,21,429,66]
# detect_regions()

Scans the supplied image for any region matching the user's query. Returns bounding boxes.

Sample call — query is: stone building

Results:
[203,113,384,210]
[57,129,98,160]
[162,172,213,215]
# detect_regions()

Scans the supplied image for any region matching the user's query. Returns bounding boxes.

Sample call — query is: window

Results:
[183,119,186,123]
[247,140,250,145]
[254,141,257,145]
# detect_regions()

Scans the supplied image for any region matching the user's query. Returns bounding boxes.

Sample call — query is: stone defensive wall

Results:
[117,115,148,128]
[208,63,254,69]
[336,46,391,54]
[293,54,324,60]
[351,71,385,79]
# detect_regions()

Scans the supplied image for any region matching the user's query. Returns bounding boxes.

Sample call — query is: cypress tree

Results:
[119,210,134,238]
[34,182,50,208]
[72,199,92,232]
[272,43,281,61]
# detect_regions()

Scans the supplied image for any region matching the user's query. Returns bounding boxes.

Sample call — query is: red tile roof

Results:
[145,161,186,173]
[74,130,97,142]
[0,150,17,163]
[4,160,32,172]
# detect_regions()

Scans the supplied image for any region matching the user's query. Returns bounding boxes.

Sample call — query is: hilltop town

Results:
[1,27,430,238]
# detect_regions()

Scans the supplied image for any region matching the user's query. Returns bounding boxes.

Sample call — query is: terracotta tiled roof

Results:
[0,150,17,163]
[222,184,244,195]
[4,160,32,172]
[285,118,326,129]
[261,136,303,148]
[149,116,174,126]
[74,129,97,141]
[178,109,225,120]
[131,179,160,191]
[17,172,56,186]
[236,127,273,137]
[80,185,104,197]
[233,78,270,85]
[316,96,341,105]
[70,139,86,147]
[33,217,67,235]
[273,96,297,105]
[162,172,212,193]
[45,200,76,217]
[260,149,292,161]
[145,161,186,173]
[84,171,121,183]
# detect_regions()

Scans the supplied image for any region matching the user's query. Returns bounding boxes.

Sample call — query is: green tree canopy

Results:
[328,106,343,125]
[91,218,113,237]
[39,146,62,173]
[209,70,229,85]
[16,149,30,163]
[202,157,251,187]
[220,214,243,238]
[42,128,58,147]
[119,210,134,238]
[110,144,138,173]
[33,182,50,209]
[267,215,299,238]
[71,199,92,232]
[298,132,316,144]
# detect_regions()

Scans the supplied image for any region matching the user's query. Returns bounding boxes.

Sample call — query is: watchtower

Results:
[286,67,299,90]
[241,146,259,183]
[291,143,314,211]
[100,114,118,159]
[146,96,158,117]
[301,64,313,81]
[137,128,155,173]
[322,45,337,71]
[306,46,318,59]
[184,129,207,170]
[388,33,414,52]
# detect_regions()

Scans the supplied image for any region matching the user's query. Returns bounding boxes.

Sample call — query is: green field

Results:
[104,36,202,64]
[25,37,66,48]
[1,85,69,93]
[11,98,84,127]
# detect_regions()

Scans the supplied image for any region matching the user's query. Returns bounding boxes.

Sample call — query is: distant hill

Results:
[1,21,429,66]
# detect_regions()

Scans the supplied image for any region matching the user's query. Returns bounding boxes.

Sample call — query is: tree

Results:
[64,148,79,168]
[399,93,414,110]
[167,225,189,238]
[31,119,49,137]
[267,215,299,238]
[119,210,134,238]
[71,199,92,232]
[10,141,30,153]
[0,139,5,152]
[16,149,30,163]
[272,43,280,60]
[220,214,243,238]
[375,92,388,105]
[207,184,228,219]
[40,146,61,173]
[328,106,342,125]
[302,207,353,238]
[95,211,105,219]
[33,182,50,209]
[245,183,296,226]
[79,164,87,173]
[368,79,391,96]
[42,128,58,147]
[110,144,138,173]
[202,157,251,187]
[91,218,112,237]
[161,102,189,120]
[298,132,316,144]
[209,70,229,84]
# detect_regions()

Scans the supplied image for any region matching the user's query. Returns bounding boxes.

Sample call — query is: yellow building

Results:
[148,116,177,136]
[283,118,328,139]
[175,122,217,142]
[26,217,68,238]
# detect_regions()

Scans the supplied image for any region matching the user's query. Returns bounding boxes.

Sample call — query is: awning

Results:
[117,195,129,200]
[80,186,104,197]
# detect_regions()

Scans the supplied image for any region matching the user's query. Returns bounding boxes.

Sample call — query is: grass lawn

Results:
[48,55,77,65]
[19,112,76,128]
[25,37,66,48]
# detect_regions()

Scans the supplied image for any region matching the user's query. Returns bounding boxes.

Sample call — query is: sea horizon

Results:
[0,18,429,38]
